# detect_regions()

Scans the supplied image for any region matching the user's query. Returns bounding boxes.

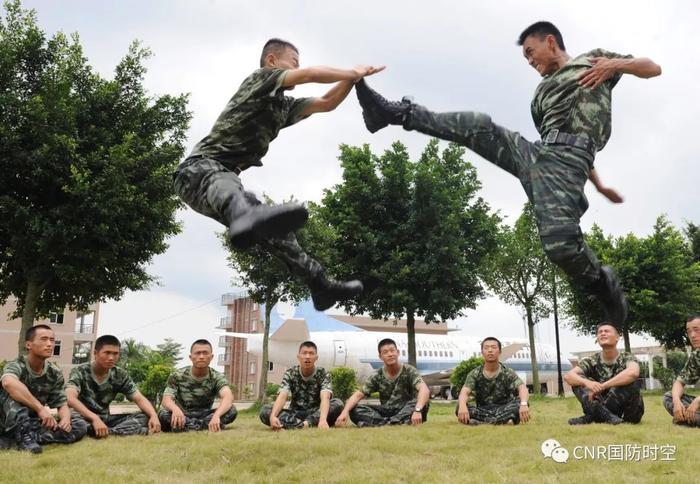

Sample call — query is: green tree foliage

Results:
[266,383,280,398]
[0,1,191,354]
[481,203,553,394]
[684,221,700,265]
[139,364,172,407]
[449,356,485,390]
[315,140,498,365]
[118,338,178,386]
[155,338,183,366]
[330,367,358,402]
[0,360,6,374]
[563,217,700,349]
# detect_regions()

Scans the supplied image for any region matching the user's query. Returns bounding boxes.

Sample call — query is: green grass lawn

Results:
[1,391,697,483]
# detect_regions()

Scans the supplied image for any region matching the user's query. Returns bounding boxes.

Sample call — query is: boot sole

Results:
[229,206,308,250]
[312,281,363,311]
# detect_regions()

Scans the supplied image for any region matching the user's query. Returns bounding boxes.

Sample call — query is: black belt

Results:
[183,155,243,175]
[542,129,596,156]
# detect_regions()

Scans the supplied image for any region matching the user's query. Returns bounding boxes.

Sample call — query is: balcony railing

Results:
[221,290,249,306]
[218,335,233,347]
[75,323,94,335]
[218,354,231,366]
[218,316,232,329]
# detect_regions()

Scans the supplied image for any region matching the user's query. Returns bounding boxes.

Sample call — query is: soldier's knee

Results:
[224,406,238,423]
[259,404,273,426]
[71,418,88,439]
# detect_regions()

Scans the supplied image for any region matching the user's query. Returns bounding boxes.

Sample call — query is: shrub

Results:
[266,383,280,398]
[331,367,357,402]
[450,356,485,389]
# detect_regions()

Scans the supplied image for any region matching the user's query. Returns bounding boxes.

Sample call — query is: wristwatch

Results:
[414,406,423,413]
[520,401,528,406]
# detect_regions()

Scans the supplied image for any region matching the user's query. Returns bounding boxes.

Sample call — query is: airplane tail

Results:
[270,319,310,342]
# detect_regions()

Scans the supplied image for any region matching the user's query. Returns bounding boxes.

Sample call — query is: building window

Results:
[268,361,274,371]
[249,361,256,375]
[250,319,256,332]
[75,312,94,334]
[53,340,62,356]
[401,350,406,356]
[418,350,422,357]
[49,312,64,324]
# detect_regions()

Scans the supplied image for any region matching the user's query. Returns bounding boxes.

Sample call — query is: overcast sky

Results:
[18,0,699,364]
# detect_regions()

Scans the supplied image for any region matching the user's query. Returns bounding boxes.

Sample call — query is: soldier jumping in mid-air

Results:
[355,21,661,327]
[174,38,384,310]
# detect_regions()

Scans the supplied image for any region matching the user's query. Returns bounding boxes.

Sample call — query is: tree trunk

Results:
[622,324,631,353]
[257,300,274,404]
[18,280,42,356]
[525,304,540,395]
[407,310,416,367]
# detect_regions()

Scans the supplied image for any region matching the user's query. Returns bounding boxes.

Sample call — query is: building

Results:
[0,297,100,378]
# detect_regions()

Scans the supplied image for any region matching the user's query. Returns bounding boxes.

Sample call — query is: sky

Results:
[16,0,699,365]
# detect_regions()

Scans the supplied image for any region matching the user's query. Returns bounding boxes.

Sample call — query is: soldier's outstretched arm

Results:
[457,386,471,424]
[517,384,530,423]
[161,394,186,430]
[131,390,161,434]
[335,390,365,427]
[209,387,234,432]
[589,168,624,203]
[578,56,661,89]
[670,380,687,423]
[66,387,108,437]
[282,65,385,88]
[318,390,332,430]
[1,376,56,430]
[269,391,288,430]
[56,404,72,433]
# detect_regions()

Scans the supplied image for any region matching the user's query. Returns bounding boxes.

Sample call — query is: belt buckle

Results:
[544,129,559,144]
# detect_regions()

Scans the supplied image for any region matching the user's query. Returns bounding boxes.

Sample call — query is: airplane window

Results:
[439,351,444,357]
[418,351,422,357]
[450,351,453,357]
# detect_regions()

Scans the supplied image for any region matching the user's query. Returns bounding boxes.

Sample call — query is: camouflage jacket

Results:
[463,363,523,406]
[188,67,314,171]
[361,364,423,408]
[531,49,633,152]
[577,351,638,384]
[676,348,700,386]
[163,366,229,412]
[279,365,332,411]
[66,363,139,418]
[0,355,67,409]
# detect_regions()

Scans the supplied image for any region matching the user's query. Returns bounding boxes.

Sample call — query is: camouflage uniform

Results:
[259,365,343,428]
[350,364,428,427]
[404,49,632,291]
[66,363,149,436]
[457,363,524,424]
[158,366,237,432]
[663,348,700,427]
[573,351,644,423]
[0,356,87,446]
[173,68,326,284]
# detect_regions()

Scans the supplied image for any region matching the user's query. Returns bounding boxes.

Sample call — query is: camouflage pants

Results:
[173,157,325,284]
[86,412,149,437]
[663,391,699,427]
[406,106,601,287]
[158,405,237,432]
[259,398,344,429]
[454,400,521,424]
[349,400,429,427]
[573,382,644,423]
[0,397,87,444]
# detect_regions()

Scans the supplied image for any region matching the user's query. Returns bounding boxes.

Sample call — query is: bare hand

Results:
[208,415,221,433]
[578,57,620,89]
[57,416,72,433]
[598,186,624,203]
[92,416,109,438]
[318,419,330,430]
[38,408,57,430]
[457,405,470,425]
[334,413,348,428]
[148,416,161,434]
[519,405,530,424]
[353,65,386,81]
[171,408,186,430]
[411,410,423,426]
[672,401,686,423]
[270,415,283,431]
[586,381,605,399]
[684,399,699,424]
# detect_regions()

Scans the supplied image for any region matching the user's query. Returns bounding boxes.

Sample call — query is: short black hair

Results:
[260,38,298,67]
[481,337,502,351]
[95,335,121,351]
[596,322,620,334]
[686,313,700,323]
[377,338,397,353]
[517,21,566,51]
[25,324,52,342]
[298,341,318,352]
[190,339,212,353]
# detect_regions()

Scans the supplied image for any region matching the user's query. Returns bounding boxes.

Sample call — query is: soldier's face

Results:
[481,341,501,362]
[687,319,700,348]
[190,344,213,368]
[378,344,399,366]
[297,346,318,370]
[271,47,300,71]
[26,328,55,358]
[522,34,557,77]
[94,345,120,369]
[596,325,619,347]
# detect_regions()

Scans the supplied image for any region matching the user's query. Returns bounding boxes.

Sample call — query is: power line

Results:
[115,297,220,336]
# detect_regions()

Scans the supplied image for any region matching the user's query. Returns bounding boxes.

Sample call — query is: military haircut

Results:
[517,21,566,51]
[686,313,700,323]
[377,338,397,353]
[596,322,620,334]
[260,38,299,67]
[190,339,212,353]
[298,340,318,353]
[25,324,52,341]
[95,335,121,351]
[481,336,502,351]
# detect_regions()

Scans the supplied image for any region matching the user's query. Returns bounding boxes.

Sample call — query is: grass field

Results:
[0,390,697,483]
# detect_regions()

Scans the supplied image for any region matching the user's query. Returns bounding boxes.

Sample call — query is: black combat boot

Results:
[568,414,593,425]
[590,266,628,328]
[310,275,363,311]
[590,404,623,425]
[355,79,412,133]
[226,200,308,250]
[15,421,42,454]
[0,434,14,450]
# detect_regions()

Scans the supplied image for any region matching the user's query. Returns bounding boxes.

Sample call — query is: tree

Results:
[155,337,183,366]
[564,217,700,349]
[316,140,499,366]
[684,221,700,265]
[449,356,485,390]
[0,1,191,354]
[330,367,357,402]
[139,364,172,407]
[481,203,554,394]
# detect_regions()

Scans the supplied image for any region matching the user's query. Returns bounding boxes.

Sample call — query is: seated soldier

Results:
[260,341,343,430]
[159,339,236,432]
[456,337,530,425]
[0,325,87,453]
[336,338,430,427]
[564,322,644,425]
[66,335,161,437]
[664,313,700,427]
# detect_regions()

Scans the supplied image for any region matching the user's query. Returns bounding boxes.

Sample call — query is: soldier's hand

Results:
[353,65,386,81]
[318,419,330,430]
[334,412,349,428]
[597,186,624,204]
[519,405,530,424]
[148,416,161,434]
[411,410,423,426]
[672,401,686,423]
[171,408,186,430]
[457,404,470,425]
[58,416,72,433]
[92,416,109,438]
[684,398,700,423]
[578,57,620,89]
[270,415,283,431]
[208,415,221,433]
[38,407,57,430]
[586,381,604,399]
